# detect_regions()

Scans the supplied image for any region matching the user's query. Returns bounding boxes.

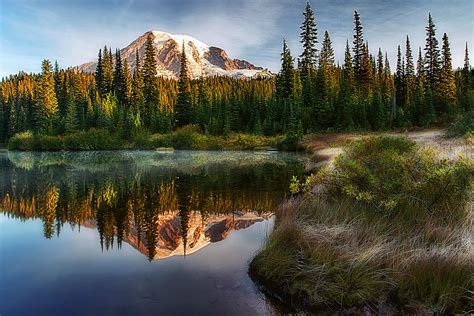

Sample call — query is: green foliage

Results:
[35,135,64,151]
[151,125,283,150]
[7,126,283,151]
[8,131,35,151]
[446,112,474,138]
[35,60,58,134]
[175,43,193,128]
[311,136,473,222]
[63,129,123,150]
[8,129,124,151]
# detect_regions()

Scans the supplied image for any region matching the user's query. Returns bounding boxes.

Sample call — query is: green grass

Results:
[7,126,285,151]
[250,135,473,314]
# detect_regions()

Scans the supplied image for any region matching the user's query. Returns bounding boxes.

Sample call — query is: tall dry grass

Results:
[251,136,473,314]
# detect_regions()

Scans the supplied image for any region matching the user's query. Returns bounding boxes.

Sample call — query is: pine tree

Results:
[142,34,159,127]
[131,50,145,114]
[360,41,373,95]
[299,2,318,108]
[395,45,405,116]
[352,11,365,82]
[7,100,17,138]
[175,42,193,127]
[460,43,472,112]
[95,48,103,97]
[384,52,395,121]
[413,48,426,126]
[123,60,132,107]
[405,36,415,106]
[376,48,384,84]
[462,43,471,87]
[369,91,384,130]
[424,13,441,89]
[314,66,331,129]
[101,46,114,97]
[344,40,355,90]
[120,60,133,135]
[113,49,125,106]
[299,2,318,75]
[35,59,59,134]
[319,31,336,91]
[196,80,211,129]
[285,104,303,150]
[423,87,436,126]
[440,33,457,108]
[277,39,294,100]
[64,93,78,134]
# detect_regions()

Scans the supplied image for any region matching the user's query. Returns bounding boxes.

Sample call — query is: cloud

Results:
[0,0,472,77]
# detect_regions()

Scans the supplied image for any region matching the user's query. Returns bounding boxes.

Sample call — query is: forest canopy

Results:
[1,7,472,146]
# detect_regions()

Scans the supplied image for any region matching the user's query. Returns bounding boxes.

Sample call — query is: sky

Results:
[0,0,473,77]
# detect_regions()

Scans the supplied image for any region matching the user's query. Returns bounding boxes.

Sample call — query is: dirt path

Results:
[303,129,472,170]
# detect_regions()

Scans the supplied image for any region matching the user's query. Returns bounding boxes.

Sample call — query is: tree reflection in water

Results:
[0,150,305,260]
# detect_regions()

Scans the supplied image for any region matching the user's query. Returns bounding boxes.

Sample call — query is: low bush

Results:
[151,125,283,150]
[130,131,155,149]
[63,129,124,150]
[446,112,474,138]
[9,129,125,151]
[35,134,64,151]
[8,131,36,151]
[298,136,472,224]
[8,126,286,151]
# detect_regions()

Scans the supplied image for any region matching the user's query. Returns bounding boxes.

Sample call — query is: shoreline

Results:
[248,129,473,314]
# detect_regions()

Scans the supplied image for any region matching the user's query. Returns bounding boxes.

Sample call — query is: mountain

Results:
[124,211,270,260]
[76,31,273,79]
[83,210,271,260]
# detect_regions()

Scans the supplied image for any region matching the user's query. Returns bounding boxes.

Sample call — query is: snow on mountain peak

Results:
[76,30,272,80]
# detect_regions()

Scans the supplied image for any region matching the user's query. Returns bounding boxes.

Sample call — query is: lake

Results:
[0,150,305,315]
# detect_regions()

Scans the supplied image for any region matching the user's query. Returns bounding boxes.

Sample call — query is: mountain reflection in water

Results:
[0,150,305,261]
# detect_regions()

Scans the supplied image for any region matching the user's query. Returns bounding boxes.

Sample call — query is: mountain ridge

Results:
[76,30,272,79]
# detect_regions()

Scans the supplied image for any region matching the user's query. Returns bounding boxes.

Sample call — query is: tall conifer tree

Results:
[405,36,415,106]
[175,42,193,127]
[36,59,58,134]
[352,11,365,82]
[142,34,159,127]
[440,33,456,106]
[277,40,294,100]
[299,2,318,74]
[95,49,103,97]
[424,13,441,88]
[299,2,318,108]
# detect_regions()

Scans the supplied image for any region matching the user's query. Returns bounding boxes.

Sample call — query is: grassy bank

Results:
[250,136,473,314]
[7,126,286,151]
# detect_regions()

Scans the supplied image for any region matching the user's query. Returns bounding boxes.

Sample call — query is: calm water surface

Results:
[0,150,305,315]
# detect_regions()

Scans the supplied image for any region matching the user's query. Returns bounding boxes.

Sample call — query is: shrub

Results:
[35,134,64,151]
[151,125,281,150]
[302,136,473,223]
[8,131,35,150]
[9,129,126,151]
[131,131,154,149]
[8,126,284,151]
[63,129,124,150]
[446,112,474,138]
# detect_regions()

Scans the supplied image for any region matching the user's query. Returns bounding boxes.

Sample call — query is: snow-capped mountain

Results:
[76,31,272,79]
